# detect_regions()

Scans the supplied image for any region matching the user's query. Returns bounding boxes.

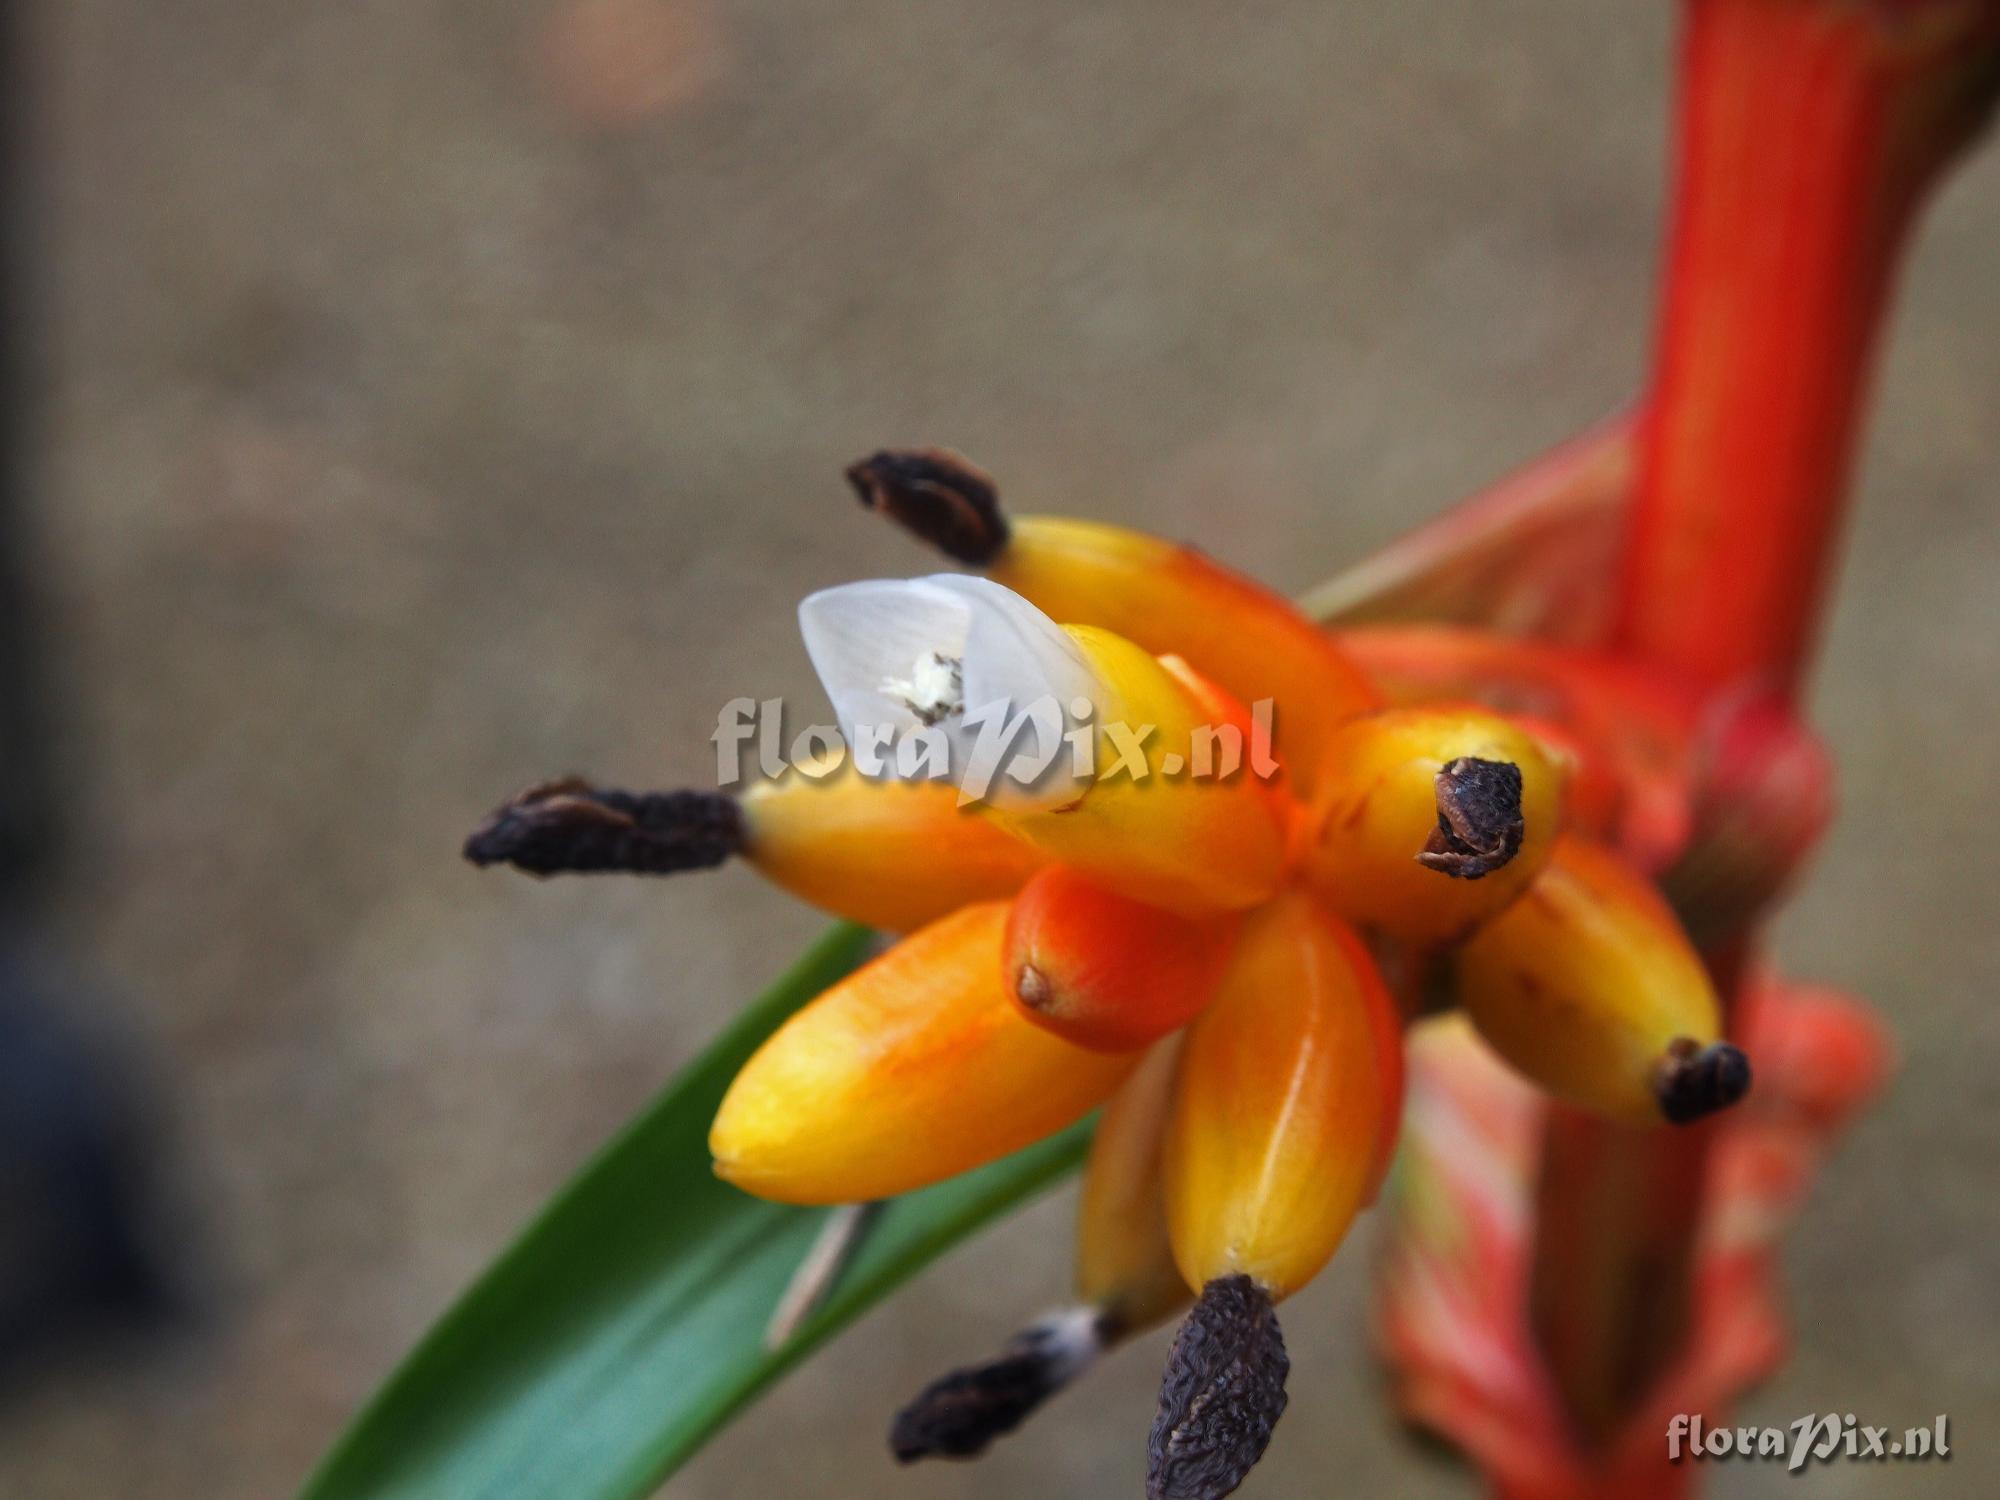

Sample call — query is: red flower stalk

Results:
[1619,0,2000,699]
[1529,0,2000,1476]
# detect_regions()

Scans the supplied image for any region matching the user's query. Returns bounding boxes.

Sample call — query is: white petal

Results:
[798,577,965,745]
[924,574,1099,731]
[796,575,1103,811]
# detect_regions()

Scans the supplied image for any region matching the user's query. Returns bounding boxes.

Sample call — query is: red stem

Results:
[1526,0,2000,1478]
[1617,0,2000,700]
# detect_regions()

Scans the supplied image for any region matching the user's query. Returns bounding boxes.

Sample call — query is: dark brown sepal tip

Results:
[1653,1038,1753,1125]
[889,1311,1106,1463]
[845,448,1010,566]
[1147,1275,1290,1500]
[1417,756,1525,880]
[462,778,744,877]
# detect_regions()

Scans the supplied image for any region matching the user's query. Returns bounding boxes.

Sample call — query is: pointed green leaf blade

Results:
[301,922,1090,1500]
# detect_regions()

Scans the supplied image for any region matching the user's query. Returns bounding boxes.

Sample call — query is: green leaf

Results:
[301,922,1091,1500]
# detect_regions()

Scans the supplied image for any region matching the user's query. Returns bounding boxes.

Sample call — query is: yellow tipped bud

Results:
[1453,837,1747,1126]
[1076,1040,1194,1333]
[994,627,1290,915]
[1302,705,1567,946]
[710,901,1138,1204]
[740,751,1043,932]
[1163,892,1398,1298]
[991,516,1379,798]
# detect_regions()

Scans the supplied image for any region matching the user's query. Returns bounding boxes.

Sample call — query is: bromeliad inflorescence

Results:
[466,449,1752,1500]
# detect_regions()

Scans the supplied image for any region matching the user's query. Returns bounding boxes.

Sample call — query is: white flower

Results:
[797,575,1102,810]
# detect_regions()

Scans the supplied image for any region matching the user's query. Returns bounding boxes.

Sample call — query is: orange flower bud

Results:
[1301,705,1566,946]
[710,902,1138,1204]
[991,517,1380,797]
[1003,867,1235,1053]
[993,627,1290,915]
[1076,1039,1195,1334]
[1453,837,1748,1126]
[740,751,1043,932]
[1162,893,1397,1297]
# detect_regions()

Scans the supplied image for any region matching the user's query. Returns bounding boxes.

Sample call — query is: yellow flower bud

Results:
[994,627,1290,915]
[710,901,1139,1204]
[1163,892,1398,1298]
[1301,705,1567,946]
[1453,837,1748,1126]
[741,752,1043,932]
[991,516,1379,799]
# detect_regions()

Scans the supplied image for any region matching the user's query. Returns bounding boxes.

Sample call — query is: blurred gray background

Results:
[9,0,2000,1494]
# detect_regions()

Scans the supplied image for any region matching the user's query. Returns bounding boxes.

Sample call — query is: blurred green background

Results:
[10,0,2000,1494]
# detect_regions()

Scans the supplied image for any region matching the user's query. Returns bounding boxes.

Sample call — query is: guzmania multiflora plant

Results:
[466,0,2000,1496]
[469,455,1747,1497]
